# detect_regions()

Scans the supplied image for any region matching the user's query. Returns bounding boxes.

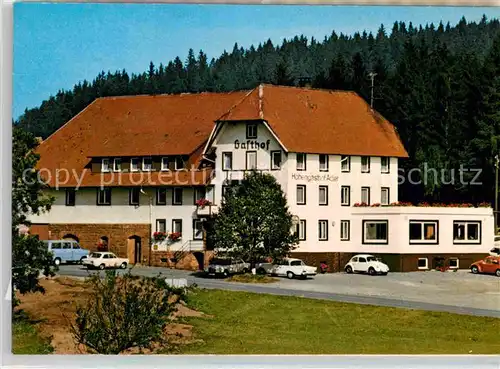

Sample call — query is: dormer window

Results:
[175,157,184,170]
[142,157,152,171]
[113,158,122,172]
[101,158,111,172]
[246,123,257,139]
[130,158,139,172]
[161,157,169,171]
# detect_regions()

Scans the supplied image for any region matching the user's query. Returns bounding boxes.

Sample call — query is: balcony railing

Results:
[196,204,218,217]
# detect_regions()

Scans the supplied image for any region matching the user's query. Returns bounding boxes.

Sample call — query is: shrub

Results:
[70,271,178,354]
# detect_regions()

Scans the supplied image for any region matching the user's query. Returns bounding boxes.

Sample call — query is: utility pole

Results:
[495,155,499,233]
[368,72,377,109]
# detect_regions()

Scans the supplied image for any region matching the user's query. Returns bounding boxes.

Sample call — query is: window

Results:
[361,187,370,205]
[363,220,389,244]
[156,188,167,205]
[453,221,481,244]
[129,188,140,206]
[361,156,370,173]
[97,188,111,206]
[222,152,233,171]
[172,188,183,205]
[156,219,166,233]
[172,219,182,234]
[296,185,306,205]
[409,220,438,244]
[65,189,76,206]
[449,258,459,269]
[113,158,122,172]
[130,158,139,172]
[296,153,306,171]
[318,220,328,241]
[193,219,203,240]
[194,187,207,204]
[62,242,72,249]
[341,186,350,206]
[418,258,428,270]
[246,123,257,139]
[295,219,306,241]
[142,157,152,171]
[341,155,350,172]
[319,186,328,206]
[358,257,367,263]
[319,154,329,172]
[381,187,390,205]
[381,157,390,173]
[161,157,169,171]
[175,156,184,170]
[101,158,111,172]
[271,151,282,170]
[222,185,232,199]
[340,220,350,241]
[246,151,257,170]
[51,242,61,249]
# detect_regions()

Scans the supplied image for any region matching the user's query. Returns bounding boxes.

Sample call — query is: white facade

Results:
[31,119,495,260]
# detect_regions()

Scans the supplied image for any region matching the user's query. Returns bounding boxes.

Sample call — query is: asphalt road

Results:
[57,264,500,318]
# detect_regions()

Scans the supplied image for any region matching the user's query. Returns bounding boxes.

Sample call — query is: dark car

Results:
[205,258,250,277]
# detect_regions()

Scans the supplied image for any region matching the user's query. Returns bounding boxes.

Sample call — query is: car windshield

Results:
[89,253,101,258]
[211,258,232,265]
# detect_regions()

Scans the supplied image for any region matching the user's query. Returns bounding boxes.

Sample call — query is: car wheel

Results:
[79,257,86,264]
[256,267,266,275]
[368,267,376,276]
[223,270,229,277]
[99,264,105,270]
[496,269,500,277]
[286,271,294,279]
[120,262,127,269]
[471,266,479,274]
[54,258,61,266]
[345,266,353,274]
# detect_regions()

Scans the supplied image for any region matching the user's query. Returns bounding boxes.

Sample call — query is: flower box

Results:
[153,231,167,242]
[195,198,212,209]
[168,232,182,242]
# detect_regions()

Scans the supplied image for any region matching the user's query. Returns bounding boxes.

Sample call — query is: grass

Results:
[177,289,500,354]
[12,313,53,354]
[225,273,279,284]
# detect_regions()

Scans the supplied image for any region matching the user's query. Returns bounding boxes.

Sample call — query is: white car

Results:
[490,236,500,256]
[82,252,129,270]
[344,254,389,276]
[270,258,317,279]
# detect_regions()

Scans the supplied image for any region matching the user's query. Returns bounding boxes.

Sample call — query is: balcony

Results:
[196,204,218,217]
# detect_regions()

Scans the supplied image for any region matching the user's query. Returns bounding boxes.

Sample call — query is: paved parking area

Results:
[58,265,499,315]
[273,270,500,312]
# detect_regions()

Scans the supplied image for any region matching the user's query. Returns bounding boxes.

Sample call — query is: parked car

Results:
[205,258,250,277]
[344,254,389,276]
[470,256,500,277]
[44,240,90,266]
[82,252,129,270]
[270,258,317,279]
[255,258,274,275]
[489,236,500,256]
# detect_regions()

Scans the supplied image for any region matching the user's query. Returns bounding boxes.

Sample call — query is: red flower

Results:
[196,198,212,209]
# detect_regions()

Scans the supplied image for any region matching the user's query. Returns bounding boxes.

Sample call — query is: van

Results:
[43,240,90,266]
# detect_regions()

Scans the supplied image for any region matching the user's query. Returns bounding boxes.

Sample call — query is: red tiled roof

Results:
[36,85,408,188]
[36,91,247,187]
[218,84,408,157]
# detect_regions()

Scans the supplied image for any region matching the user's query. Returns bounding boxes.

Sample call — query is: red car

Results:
[470,256,500,277]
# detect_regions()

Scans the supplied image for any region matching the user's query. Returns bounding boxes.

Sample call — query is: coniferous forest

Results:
[14,16,500,206]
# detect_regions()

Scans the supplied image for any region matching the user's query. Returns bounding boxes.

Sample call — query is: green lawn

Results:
[12,317,53,354]
[178,289,500,354]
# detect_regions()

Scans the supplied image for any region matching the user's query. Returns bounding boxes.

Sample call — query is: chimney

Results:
[258,84,264,119]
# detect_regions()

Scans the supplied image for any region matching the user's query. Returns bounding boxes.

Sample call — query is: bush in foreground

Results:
[70,271,180,354]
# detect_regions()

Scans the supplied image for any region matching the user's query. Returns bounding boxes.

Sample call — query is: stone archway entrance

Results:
[127,236,142,264]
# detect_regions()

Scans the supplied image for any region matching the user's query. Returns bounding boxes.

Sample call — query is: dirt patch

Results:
[15,276,204,354]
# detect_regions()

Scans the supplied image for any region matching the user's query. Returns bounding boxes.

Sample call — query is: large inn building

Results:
[29,84,494,272]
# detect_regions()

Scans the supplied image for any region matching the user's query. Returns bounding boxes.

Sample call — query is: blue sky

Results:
[13,3,500,119]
